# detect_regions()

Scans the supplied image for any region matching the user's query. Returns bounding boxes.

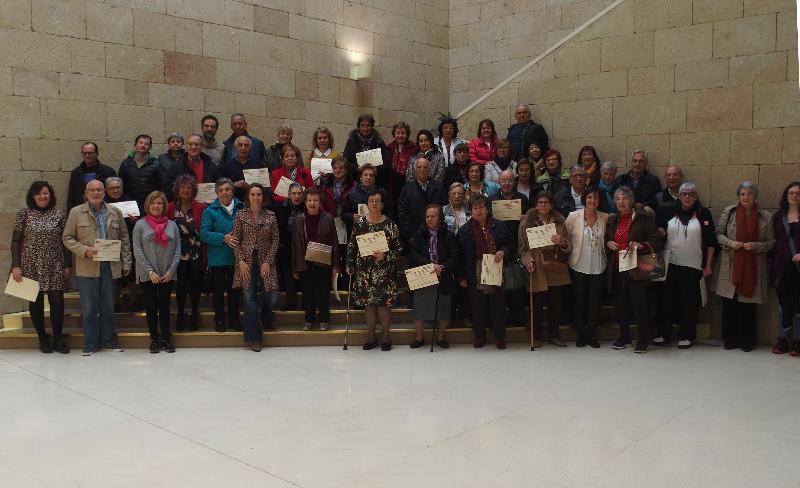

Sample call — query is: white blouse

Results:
[667,216,702,270]
[571,220,606,275]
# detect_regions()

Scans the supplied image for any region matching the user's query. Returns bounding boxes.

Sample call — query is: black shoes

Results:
[436,340,450,349]
[634,341,648,354]
[772,338,789,354]
[230,321,243,332]
[188,313,199,331]
[175,313,187,332]
[588,337,601,348]
[612,337,632,350]
[409,339,425,349]
[473,336,486,348]
[149,340,160,353]
[215,320,226,333]
[38,337,53,354]
[52,338,70,354]
[363,340,377,351]
[495,341,506,350]
[380,341,392,351]
[576,339,586,347]
[161,340,175,353]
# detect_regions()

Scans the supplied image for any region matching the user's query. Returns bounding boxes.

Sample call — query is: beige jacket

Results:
[62,202,132,278]
[714,204,774,304]
[564,209,609,268]
[518,209,572,292]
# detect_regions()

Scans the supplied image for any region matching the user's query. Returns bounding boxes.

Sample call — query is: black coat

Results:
[221,132,267,166]
[219,155,266,202]
[443,162,469,191]
[166,153,219,200]
[615,170,662,210]
[653,189,679,229]
[341,129,391,180]
[118,154,169,211]
[396,179,447,241]
[342,184,389,225]
[409,222,461,294]
[552,186,579,218]
[456,218,512,286]
[488,191,530,249]
[67,161,117,210]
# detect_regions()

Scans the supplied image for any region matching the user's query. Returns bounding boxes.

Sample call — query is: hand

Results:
[550,234,561,245]
[792,253,800,263]
[11,267,22,283]
[127,216,139,223]
[433,264,444,276]
[261,262,270,279]
[494,250,504,263]
[703,266,713,278]
[333,268,340,276]
[634,203,644,210]
[742,242,756,251]
[630,241,643,250]
[239,260,250,284]
[223,233,238,247]
[160,271,173,283]
[63,268,71,280]
[458,278,468,288]
[526,262,535,273]
[657,227,666,238]
[234,180,248,189]
[148,270,160,284]
[372,251,385,262]
[84,247,97,258]
[346,268,354,276]
[122,269,130,277]
[292,271,299,280]
[730,241,743,250]
[607,241,619,251]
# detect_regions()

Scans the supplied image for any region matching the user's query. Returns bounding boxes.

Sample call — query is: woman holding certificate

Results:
[342,113,391,180]
[346,190,403,351]
[132,191,181,354]
[408,204,461,349]
[11,181,71,354]
[519,191,572,348]
[343,163,389,226]
[232,183,280,352]
[307,126,337,172]
[270,144,313,204]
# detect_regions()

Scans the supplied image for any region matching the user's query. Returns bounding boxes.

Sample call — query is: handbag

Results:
[627,242,666,281]
[502,258,528,290]
[539,247,568,273]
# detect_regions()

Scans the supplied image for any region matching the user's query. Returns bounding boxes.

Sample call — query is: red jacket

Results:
[468,137,498,165]
[270,166,314,203]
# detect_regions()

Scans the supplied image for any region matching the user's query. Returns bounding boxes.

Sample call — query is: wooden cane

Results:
[529,272,535,351]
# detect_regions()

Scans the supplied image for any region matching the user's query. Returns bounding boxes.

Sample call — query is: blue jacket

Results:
[456,218,512,286]
[200,197,243,267]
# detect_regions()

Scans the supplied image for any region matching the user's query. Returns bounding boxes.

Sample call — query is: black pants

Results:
[301,265,332,324]
[278,245,298,307]
[176,259,202,315]
[29,290,64,341]
[570,269,603,341]
[776,264,800,333]
[211,265,240,325]
[658,264,703,342]
[141,281,173,340]
[506,288,526,325]
[614,272,650,342]
[469,286,506,341]
[533,285,564,340]
[451,286,471,323]
[722,296,757,350]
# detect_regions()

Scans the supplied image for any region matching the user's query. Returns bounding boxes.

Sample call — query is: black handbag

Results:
[502,259,528,290]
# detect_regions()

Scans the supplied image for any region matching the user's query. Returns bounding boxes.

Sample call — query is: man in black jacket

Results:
[67,142,117,210]
[117,134,169,213]
[614,149,662,212]
[508,104,549,161]
[397,157,447,243]
[653,165,683,235]
[553,164,589,218]
[220,113,267,165]
[165,134,219,199]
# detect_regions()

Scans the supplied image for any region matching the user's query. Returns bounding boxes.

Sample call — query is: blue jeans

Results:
[76,263,117,351]
[241,260,277,343]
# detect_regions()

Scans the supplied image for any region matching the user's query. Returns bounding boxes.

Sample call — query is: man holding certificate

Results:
[63,180,132,356]
[456,194,513,349]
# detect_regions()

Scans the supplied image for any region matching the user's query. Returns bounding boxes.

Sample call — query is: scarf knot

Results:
[145,214,169,247]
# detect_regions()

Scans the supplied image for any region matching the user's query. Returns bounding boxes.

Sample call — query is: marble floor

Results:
[2,343,799,488]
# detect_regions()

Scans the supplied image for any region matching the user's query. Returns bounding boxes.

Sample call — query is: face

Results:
[316,131,330,150]
[441,123,455,139]
[425,207,440,230]
[517,164,531,183]
[468,165,481,183]
[81,144,98,166]
[738,188,755,208]
[85,181,105,205]
[235,138,251,159]
[545,154,560,171]
[499,172,514,193]
[306,194,321,213]
[585,191,599,210]
[414,160,430,181]
[615,193,632,214]
[360,169,375,187]
[570,169,588,190]
[787,185,800,206]
[418,134,432,152]
[665,167,682,189]
[455,148,468,163]
[393,127,408,145]
[135,137,151,154]
[33,186,51,208]
[283,149,298,168]
[679,189,697,210]
[332,161,346,179]
[248,187,263,207]
[528,144,541,161]
[367,193,383,212]
[536,196,552,215]
[480,123,493,140]
[358,119,372,137]
[471,203,487,223]
[580,149,595,165]
[496,145,510,159]
[231,116,247,135]
[277,129,292,145]
[449,187,465,207]
[631,152,647,174]
[186,136,202,158]
[289,185,303,205]
[106,180,123,200]
[216,183,234,204]
[202,118,218,139]
[514,106,531,124]
[601,167,616,184]
[168,137,183,153]
[148,197,165,217]
[178,183,194,201]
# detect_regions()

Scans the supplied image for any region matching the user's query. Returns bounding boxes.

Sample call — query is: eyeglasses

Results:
[82,152,96,156]
[679,192,697,197]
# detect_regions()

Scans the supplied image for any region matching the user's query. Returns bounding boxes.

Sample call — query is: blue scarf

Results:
[598,180,616,212]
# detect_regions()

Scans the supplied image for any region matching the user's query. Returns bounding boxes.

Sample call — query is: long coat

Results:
[231,208,280,290]
[408,222,461,295]
[518,209,572,292]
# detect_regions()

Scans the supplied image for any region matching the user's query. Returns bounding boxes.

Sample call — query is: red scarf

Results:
[471,218,496,259]
[732,203,758,298]
[145,214,169,247]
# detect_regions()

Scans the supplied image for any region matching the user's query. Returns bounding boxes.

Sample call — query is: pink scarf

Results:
[144,214,169,247]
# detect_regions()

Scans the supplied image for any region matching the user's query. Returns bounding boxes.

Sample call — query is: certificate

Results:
[243,168,270,186]
[196,183,216,204]
[356,231,389,257]
[310,158,332,180]
[526,223,557,249]
[492,199,522,221]
[4,274,39,302]
[108,200,140,218]
[274,176,298,198]
[93,239,121,262]
[356,148,383,167]
[480,254,502,286]
[653,249,670,282]
[618,248,637,272]
[404,263,439,291]
[334,217,348,245]
[357,203,368,217]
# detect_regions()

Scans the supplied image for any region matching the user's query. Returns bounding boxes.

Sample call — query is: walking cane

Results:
[429,287,441,353]
[343,275,353,350]
[529,272,535,351]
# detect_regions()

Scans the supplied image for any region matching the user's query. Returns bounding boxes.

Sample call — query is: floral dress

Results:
[13,207,69,291]
[174,208,201,262]
[346,217,402,306]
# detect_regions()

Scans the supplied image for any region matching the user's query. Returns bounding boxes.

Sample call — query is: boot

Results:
[38,336,53,354]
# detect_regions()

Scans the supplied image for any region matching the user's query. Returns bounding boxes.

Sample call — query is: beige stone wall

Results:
[0,0,449,316]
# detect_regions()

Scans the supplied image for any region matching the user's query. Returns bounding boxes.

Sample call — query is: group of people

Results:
[10,105,800,357]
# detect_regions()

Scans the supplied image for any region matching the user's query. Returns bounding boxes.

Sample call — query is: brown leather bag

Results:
[539,248,568,273]
[627,242,666,281]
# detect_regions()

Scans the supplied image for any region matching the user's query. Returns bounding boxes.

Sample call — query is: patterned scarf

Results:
[355,130,376,152]
[471,218,496,259]
[429,228,439,264]
[144,214,169,247]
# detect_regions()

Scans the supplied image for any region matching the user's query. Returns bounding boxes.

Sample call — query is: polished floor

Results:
[2,343,799,488]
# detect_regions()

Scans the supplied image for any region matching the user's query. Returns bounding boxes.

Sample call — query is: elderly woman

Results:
[166,174,208,331]
[564,186,608,348]
[276,183,305,311]
[157,131,185,174]
[132,191,181,354]
[651,182,718,349]
[270,143,313,204]
[346,190,403,351]
[457,194,513,349]
[200,178,243,332]
[443,142,471,190]
[519,191,572,347]
[467,118,498,165]
[11,181,71,354]
[605,186,662,353]
[484,139,514,184]
[576,145,601,185]
[232,183,279,352]
[386,121,417,206]
[513,159,542,199]
[771,182,800,355]
[342,113,391,179]
[343,163,389,226]
[408,204,461,348]
[464,161,500,199]
[405,129,445,183]
[715,182,774,352]
[443,182,470,234]
[435,118,466,167]
[292,188,340,331]
[536,150,571,195]
[598,161,618,214]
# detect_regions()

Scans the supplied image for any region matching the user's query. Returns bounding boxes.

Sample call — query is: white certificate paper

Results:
[357,203,368,217]
[310,158,332,180]
[196,183,216,204]
[274,176,297,198]
[356,231,389,257]
[108,201,140,218]
[480,254,502,286]
[404,263,439,291]
[243,168,270,186]
[4,274,40,302]
[526,223,557,249]
[492,199,522,221]
[618,248,638,272]
[356,148,383,167]
[93,239,121,262]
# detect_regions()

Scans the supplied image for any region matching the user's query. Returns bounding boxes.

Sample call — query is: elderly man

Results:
[63,180,132,356]
[553,165,589,218]
[397,157,447,242]
[201,115,223,165]
[167,133,219,198]
[615,150,662,212]
[118,134,169,213]
[220,135,267,201]
[220,113,267,164]
[265,126,304,171]
[653,165,684,236]
[507,104,549,161]
[67,142,117,210]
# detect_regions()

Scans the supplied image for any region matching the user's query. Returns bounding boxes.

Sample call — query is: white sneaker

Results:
[651,336,665,345]
[319,323,329,331]
[678,339,692,349]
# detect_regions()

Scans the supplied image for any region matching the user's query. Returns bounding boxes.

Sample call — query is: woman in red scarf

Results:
[132,191,181,354]
[714,182,775,352]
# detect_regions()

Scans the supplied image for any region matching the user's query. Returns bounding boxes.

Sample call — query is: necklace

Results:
[615,214,633,239]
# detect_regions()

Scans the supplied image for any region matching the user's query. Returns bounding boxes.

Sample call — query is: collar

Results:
[314,148,332,157]
[667,187,680,200]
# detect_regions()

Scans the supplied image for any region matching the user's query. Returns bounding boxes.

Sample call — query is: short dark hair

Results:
[302,186,325,205]
[247,183,268,208]
[779,181,800,214]
[466,161,484,180]
[437,118,459,138]
[81,141,99,153]
[173,174,198,201]
[357,113,375,127]
[533,190,552,204]
[476,118,496,138]
[468,193,488,211]
[366,189,384,204]
[201,114,219,128]
[392,121,411,138]
[134,134,152,146]
[417,129,435,146]
[543,149,562,166]
[358,163,376,179]
[580,185,601,206]
[26,180,56,210]
[280,143,301,159]
[577,145,599,165]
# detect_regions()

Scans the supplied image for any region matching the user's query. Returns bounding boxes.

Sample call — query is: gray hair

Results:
[105,176,123,188]
[569,164,586,176]
[515,104,531,113]
[679,182,698,195]
[167,131,184,144]
[600,161,617,172]
[414,157,430,167]
[631,149,648,161]
[614,185,635,202]
[499,169,515,180]
[215,178,234,191]
[736,181,758,197]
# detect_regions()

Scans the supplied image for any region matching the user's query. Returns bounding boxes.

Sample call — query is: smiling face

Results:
[367,192,383,213]
[631,152,647,176]
[664,166,682,190]
[305,193,321,214]
[85,180,105,206]
[514,105,531,124]
[585,191,599,210]
[106,180,123,200]
[468,165,481,183]
[216,183,233,205]
[570,168,588,191]
[788,185,800,207]
[289,185,303,205]
[168,137,183,153]
[178,183,194,201]
[235,137,251,159]
[81,143,98,167]
[425,207,440,230]
[480,122,493,140]
[248,186,263,207]
[528,143,542,161]
[393,127,408,145]
[277,129,292,145]
[332,160,346,179]
[615,192,633,214]
[186,135,203,158]
[499,172,514,194]
[315,131,330,151]
[580,149,595,165]
[601,166,616,184]
[33,185,51,209]
[148,196,165,217]
[517,163,531,183]
[358,119,372,137]
[679,188,697,210]
[282,148,298,169]
[231,115,247,136]
[449,186,465,207]
[418,133,432,152]
[414,158,430,182]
